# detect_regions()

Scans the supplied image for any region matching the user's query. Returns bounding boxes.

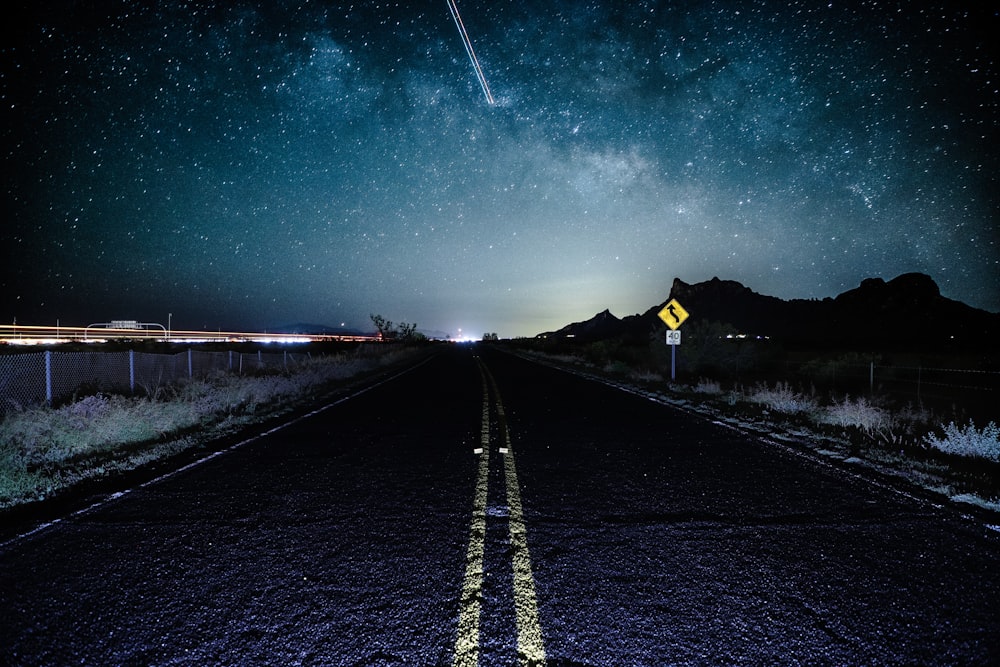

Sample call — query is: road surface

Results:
[2,345,999,665]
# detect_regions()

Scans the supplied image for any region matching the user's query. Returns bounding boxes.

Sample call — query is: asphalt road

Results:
[1,345,998,665]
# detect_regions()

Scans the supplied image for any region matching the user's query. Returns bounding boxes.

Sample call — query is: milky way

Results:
[2,1,997,337]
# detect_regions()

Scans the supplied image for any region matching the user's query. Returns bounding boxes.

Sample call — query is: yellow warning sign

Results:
[657,298,689,330]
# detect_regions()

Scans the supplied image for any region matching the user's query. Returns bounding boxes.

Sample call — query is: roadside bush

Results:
[746,381,819,415]
[693,378,723,394]
[664,319,770,379]
[602,360,632,376]
[924,420,1000,461]
[629,369,663,383]
[818,396,894,435]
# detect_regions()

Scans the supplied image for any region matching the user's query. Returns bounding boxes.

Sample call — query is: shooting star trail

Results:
[446,0,495,105]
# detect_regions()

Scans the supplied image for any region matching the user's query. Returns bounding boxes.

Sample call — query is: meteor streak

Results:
[445,0,495,105]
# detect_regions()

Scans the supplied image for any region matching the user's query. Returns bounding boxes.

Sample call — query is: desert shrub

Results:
[548,353,587,366]
[895,402,934,426]
[602,360,631,376]
[693,378,723,394]
[924,420,1000,461]
[746,381,819,414]
[629,369,663,383]
[582,340,619,367]
[818,396,894,435]
[660,319,769,379]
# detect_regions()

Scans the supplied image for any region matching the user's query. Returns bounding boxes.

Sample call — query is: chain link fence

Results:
[0,348,310,413]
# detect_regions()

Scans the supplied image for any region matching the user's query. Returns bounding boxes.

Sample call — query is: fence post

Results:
[129,349,135,394]
[45,350,53,406]
[870,361,874,395]
[229,350,233,371]
[188,348,193,378]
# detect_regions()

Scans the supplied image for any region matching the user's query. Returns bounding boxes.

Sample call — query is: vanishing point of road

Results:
[2,345,998,665]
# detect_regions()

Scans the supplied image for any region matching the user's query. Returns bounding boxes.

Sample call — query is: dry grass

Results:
[817,396,894,435]
[745,381,819,415]
[692,378,723,394]
[0,346,421,507]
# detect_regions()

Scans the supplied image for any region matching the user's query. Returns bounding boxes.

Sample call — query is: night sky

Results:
[3,1,997,338]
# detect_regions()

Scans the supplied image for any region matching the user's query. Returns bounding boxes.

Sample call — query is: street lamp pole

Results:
[168,313,172,340]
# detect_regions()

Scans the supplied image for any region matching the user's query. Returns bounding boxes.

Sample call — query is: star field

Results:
[2,1,997,338]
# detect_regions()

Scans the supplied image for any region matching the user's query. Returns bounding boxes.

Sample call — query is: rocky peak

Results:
[541,273,999,349]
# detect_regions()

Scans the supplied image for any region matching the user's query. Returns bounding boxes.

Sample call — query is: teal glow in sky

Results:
[3,1,997,338]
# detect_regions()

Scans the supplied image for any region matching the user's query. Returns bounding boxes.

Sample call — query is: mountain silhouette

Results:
[540,273,1000,349]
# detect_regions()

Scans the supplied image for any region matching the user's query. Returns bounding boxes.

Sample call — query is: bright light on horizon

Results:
[453,328,479,343]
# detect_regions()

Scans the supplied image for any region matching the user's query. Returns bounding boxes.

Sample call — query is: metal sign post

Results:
[665,329,681,380]
[658,299,689,382]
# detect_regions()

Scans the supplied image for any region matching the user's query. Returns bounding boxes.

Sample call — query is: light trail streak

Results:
[446,0,495,105]
[0,324,373,345]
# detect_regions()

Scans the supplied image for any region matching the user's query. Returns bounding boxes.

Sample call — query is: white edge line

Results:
[0,356,432,552]
[507,349,1000,533]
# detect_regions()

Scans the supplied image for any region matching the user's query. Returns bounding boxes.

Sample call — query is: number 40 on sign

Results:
[665,330,681,346]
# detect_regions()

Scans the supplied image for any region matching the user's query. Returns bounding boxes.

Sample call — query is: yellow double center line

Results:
[453,358,546,666]
[453,367,492,664]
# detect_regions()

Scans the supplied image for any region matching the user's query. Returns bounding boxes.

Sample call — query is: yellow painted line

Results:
[486,367,547,666]
[455,359,546,666]
[453,370,491,667]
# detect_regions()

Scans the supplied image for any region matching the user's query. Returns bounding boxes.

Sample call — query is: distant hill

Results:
[539,273,1000,349]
